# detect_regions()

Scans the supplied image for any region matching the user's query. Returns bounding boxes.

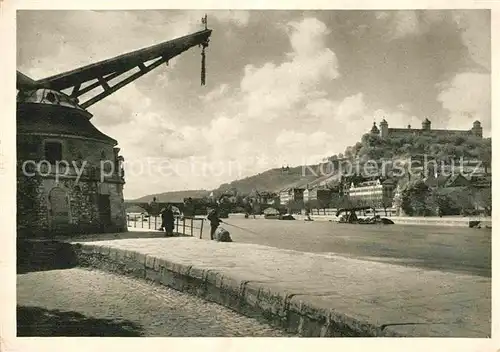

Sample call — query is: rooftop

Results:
[17,103,117,144]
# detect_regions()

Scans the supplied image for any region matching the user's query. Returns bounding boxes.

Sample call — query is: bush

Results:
[472,187,492,216]
[432,191,460,216]
[401,180,434,216]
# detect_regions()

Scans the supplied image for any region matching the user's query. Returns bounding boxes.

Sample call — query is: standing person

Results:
[246,202,255,219]
[305,208,312,221]
[164,204,175,237]
[159,207,167,231]
[207,207,223,240]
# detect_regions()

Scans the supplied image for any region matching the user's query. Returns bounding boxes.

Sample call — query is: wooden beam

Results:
[97,76,111,91]
[74,71,124,97]
[17,71,38,89]
[36,29,212,92]
[80,57,166,109]
[71,83,81,97]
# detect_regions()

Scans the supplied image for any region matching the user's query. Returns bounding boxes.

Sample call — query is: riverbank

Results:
[67,235,490,337]
[252,214,492,227]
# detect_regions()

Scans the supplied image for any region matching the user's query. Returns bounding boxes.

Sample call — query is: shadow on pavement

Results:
[17,233,197,274]
[17,240,78,275]
[66,231,196,243]
[17,306,143,337]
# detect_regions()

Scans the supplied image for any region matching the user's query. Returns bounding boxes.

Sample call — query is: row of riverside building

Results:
[277,158,490,212]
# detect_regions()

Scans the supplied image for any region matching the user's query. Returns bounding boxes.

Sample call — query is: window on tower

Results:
[44,141,63,164]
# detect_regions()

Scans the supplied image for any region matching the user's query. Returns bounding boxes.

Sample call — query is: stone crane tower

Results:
[16,18,212,238]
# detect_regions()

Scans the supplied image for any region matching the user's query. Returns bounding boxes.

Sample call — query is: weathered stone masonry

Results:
[17,89,127,237]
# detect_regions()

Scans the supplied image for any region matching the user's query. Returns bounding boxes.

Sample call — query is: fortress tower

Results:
[422,118,431,131]
[372,118,483,140]
[471,120,483,138]
[379,119,389,139]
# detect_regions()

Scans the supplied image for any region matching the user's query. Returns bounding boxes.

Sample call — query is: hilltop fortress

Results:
[370,118,483,139]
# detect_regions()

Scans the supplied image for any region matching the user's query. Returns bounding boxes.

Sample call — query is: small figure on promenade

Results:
[214,227,233,242]
[244,204,252,219]
[161,205,175,237]
[305,208,313,221]
[207,207,224,240]
[347,210,358,223]
[159,207,166,231]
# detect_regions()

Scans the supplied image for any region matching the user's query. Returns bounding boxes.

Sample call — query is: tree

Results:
[431,189,462,216]
[344,146,355,160]
[445,187,474,215]
[305,199,319,212]
[401,180,433,216]
[479,138,492,174]
[317,195,330,212]
[286,199,304,214]
[353,142,363,156]
[329,192,342,208]
[472,188,492,216]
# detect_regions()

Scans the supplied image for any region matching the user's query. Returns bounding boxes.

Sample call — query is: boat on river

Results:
[336,206,394,225]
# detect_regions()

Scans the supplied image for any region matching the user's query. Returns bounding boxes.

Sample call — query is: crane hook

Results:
[201,43,207,86]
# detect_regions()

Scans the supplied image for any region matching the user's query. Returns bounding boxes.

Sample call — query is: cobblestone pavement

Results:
[17,268,291,337]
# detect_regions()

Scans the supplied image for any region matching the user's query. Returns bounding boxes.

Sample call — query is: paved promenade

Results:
[139,218,491,277]
[18,268,289,337]
[70,234,490,337]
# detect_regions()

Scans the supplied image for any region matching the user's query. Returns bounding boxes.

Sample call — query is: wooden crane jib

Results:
[17,25,212,110]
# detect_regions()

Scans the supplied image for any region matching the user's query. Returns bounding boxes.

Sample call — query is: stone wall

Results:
[18,134,120,172]
[17,170,46,237]
[17,134,127,237]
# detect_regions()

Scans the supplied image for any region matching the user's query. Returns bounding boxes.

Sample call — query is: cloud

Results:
[201,83,229,102]
[17,10,251,80]
[376,10,452,40]
[373,10,491,136]
[397,103,411,112]
[372,109,422,130]
[287,17,331,57]
[18,11,174,78]
[89,83,153,126]
[391,11,420,39]
[305,93,365,124]
[111,16,344,196]
[210,10,250,27]
[375,10,422,40]
[275,130,336,165]
[375,11,390,21]
[279,91,433,165]
[437,72,490,134]
[240,17,339,121]
[452,10,490,71]
[375,10,490,72]
[18,11,487,199]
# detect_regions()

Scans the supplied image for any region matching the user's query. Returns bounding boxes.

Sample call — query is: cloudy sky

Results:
[17,10,491,199]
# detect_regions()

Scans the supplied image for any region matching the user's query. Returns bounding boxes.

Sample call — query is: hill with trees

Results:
[329,133,491,171]
[215,165,321,195]
[128,165,321,203]
[129,189,210,203]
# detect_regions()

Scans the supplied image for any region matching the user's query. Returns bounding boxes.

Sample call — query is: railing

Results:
[127,214,205,238]
[306,208,398,217]
[308,208,338,216]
